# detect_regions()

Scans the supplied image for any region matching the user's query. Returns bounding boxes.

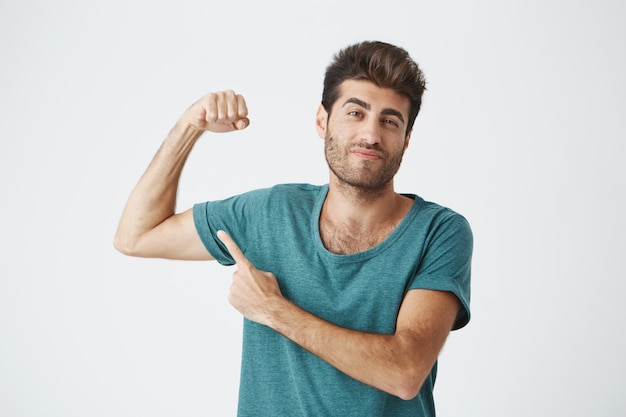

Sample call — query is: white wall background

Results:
[1,0,624,416]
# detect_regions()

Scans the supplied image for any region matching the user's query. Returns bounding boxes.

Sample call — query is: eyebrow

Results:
[342,97,406,125]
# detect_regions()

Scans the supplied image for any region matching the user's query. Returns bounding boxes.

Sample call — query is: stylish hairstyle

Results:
[321,41,427,135]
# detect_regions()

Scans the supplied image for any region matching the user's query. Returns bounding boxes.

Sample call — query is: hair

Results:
[321,41,427,135]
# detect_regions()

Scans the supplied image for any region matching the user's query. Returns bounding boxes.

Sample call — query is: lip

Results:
[351,149,382,160]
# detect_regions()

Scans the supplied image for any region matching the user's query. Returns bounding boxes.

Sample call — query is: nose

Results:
[359,117,382,146]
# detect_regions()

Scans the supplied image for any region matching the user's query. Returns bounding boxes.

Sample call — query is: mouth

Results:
[351,148,382,160]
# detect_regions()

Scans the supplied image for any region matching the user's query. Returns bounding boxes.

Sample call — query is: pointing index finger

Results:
[217,230,250,266]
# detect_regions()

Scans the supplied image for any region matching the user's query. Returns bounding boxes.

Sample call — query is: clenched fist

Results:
[183,90,249,133]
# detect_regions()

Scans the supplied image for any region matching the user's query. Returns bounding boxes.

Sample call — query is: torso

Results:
[193,183,470,415]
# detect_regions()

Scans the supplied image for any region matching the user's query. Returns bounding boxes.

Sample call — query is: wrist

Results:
[161,119,205,153]
[265,296,308,337]
[174,118,205,140]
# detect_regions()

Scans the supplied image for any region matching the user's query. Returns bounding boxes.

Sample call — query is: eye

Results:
[348,110,363,118]
[382,118,400,128]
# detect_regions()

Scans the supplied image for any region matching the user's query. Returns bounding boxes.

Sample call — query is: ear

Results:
[315,104,329,139]
[403,129,413,150]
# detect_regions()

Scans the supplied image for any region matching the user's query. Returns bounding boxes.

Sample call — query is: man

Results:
[114,41,472,416]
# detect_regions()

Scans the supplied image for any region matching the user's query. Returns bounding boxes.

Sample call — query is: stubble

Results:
[324,135,405,198]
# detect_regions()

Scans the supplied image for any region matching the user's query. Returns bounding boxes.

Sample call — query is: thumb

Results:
[234,117,250,131]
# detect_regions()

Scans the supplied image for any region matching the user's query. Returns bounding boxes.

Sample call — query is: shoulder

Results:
[409,195,471,230]
[206,183,326,218]
[212,183,323,203]
[270,183,326,195]
[404,196,473,249]
[265,183,327,205]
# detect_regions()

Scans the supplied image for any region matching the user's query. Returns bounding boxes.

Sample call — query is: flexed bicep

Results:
[113,89,251,261]
[119,209,214,261]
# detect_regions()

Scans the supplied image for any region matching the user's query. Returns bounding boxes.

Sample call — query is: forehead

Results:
[335,79,410,115]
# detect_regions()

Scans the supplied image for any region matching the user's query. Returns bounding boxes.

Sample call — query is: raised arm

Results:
[113,90,249,260]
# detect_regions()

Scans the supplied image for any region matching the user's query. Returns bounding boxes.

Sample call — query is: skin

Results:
[113,81,460,400]
[317,80,416,254]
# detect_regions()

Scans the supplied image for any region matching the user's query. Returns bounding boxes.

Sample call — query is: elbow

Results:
[389,369,429,401]
[113,233,141,257]
[396,389,420,402]
[394,382,422,401]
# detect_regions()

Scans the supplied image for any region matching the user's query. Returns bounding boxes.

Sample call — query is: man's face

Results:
[316,79,412,193]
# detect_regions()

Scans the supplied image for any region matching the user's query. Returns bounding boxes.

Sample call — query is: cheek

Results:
[328,116,354,133]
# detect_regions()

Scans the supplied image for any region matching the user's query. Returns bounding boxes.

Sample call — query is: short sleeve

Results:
[408,212,473,330]
[192,189,271,266]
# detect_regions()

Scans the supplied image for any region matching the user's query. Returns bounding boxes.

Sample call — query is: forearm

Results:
[114,121,203,255]
[267,298,434,400]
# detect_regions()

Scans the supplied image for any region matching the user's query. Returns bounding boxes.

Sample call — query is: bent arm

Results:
[113,91,249,260]
[219,230,460,400]
[267,288,459,400]
[114,122,210,260]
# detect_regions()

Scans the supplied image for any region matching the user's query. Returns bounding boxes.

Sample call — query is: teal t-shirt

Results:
[193,183,472,417]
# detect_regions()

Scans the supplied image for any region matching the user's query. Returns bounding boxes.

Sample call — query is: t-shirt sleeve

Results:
[192,189,270,266]
[408,211,473,330]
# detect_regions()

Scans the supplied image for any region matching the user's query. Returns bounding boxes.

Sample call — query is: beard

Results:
[324,134,405,194]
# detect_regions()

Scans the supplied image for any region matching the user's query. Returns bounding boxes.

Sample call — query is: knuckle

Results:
[205,108,217,121]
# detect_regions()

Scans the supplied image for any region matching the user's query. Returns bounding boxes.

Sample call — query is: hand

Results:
[217,230,283,326]
[183,90,250,133]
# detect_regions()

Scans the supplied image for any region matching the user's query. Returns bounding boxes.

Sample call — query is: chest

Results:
[318,218,397,255]
[274,248,414,333]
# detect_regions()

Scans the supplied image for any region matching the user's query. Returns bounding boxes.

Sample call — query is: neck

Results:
[323,176,411,231]
[320,181,413,254]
